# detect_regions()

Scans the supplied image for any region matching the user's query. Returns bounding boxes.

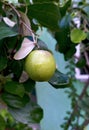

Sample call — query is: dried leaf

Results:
[14,37,35,60]
[19,11,32,36]
[19,71,29,83]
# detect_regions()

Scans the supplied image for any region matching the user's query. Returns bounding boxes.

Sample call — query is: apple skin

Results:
[24,50,56,81]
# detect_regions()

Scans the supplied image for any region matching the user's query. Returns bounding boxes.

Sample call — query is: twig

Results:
[84,51,89,66]
[81,119,89,129]
[4,2,35,35]
[66,79,89,129]
[4,2,21,18]
[20,19,33,34]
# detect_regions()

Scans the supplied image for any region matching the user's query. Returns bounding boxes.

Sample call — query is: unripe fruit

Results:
[25,50,56,81]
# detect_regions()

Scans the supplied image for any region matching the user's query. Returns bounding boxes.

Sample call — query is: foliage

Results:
[0,0,89,129]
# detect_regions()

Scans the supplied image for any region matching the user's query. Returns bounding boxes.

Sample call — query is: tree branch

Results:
[66,79,89,129]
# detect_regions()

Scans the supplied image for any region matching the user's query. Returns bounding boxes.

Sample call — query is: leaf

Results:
[0,22,18,40]
[59,13,71,29]
[19,11,32,36]
[28,3,61,31]
[0,115,6,130]
[5,0,19,5]
[8,60,23,79]
[70,28,87,43]
[0,56,8,71]
[19,71,29,83]
[49,69,69,89]
[14,37,35,60]
[30,106,43,123]
[3,17,16,27]
[4,81,25,97]
[83,5,89,17]
[8,102,43,124]
[37,39,48,50]
[76,58,86,68]
[55,14,76,59]
[87,32,89,40]
[78,97,89,116]
[23,78,35,92]
[33,0,59,2]
[0,2,3,14]
[60,0,71,17]
[2,93,29,109]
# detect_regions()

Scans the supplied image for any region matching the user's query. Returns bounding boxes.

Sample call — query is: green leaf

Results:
[23,79,35,92]
[70,28,87,43]
[60,0,71,17]
[4,81,25,97]
[59,13,71,29]
[87,32,89,40]
[8,102,43,124]
[30,106,43,123]
[2,93,29,108]
[83,5,89,17]
[49,69,69,89]
[76,58,86,68]
[55,14,76,59]
[0,56,8,71]
[0,115,6,130]
[0,22,18,40]
[8,60,24,79]
[0,2,3,14]
[28,3,61,31]
[33,0,59,3]
[78,97,89,116]
[23,0,30,4]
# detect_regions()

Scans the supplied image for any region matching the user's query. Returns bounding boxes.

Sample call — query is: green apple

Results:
[25,50,56,81]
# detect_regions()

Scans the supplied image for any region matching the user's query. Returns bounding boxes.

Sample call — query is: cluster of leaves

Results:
[0,0,89,129]
[58,1,89,129]
[0,109,34,130]
[60,58,89,130]
[0,0,70,129]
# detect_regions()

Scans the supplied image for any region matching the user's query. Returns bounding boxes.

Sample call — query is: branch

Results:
[4,2,21,18]
[66,79,89,129]
[4,3,35,35]
[81,119,89,129]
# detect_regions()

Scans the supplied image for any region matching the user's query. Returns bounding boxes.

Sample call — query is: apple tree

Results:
[0,0,89,129]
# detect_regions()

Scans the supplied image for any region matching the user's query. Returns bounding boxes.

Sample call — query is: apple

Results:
[25,50,56,81]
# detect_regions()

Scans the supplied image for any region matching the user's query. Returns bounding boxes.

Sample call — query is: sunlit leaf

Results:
[70,28,87,43]
[3,17,16,27]
[14,37,35,60]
